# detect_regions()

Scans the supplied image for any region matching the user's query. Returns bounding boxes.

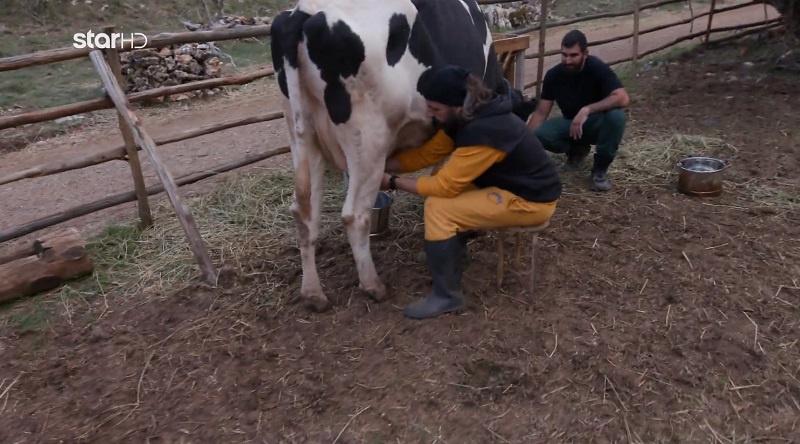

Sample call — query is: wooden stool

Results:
[493,220,550,292]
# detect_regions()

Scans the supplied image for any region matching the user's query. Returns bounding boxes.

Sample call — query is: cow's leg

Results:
[286,110,330,312]
[340,150,388,302]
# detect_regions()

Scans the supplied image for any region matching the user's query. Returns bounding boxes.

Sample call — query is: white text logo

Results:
[73,30,148,49]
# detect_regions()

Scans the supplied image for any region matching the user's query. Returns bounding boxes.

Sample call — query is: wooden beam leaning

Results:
[0,68,274,131]
[88,49,217,285]
[103,25,153,228]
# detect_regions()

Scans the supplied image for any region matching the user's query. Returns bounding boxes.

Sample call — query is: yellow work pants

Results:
[424,186,558,241]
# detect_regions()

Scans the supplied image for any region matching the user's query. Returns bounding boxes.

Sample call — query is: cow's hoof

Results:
[305,295,332,312]
[362,283,389,303]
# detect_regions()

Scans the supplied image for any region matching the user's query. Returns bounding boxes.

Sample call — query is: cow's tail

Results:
[503,78,539,123]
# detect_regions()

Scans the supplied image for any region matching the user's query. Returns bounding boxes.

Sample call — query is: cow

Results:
[269,0,538,312]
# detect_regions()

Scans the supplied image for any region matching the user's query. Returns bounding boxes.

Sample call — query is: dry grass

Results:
[84,165,428,302]
[610,131,799,215]
[614,131,738,185]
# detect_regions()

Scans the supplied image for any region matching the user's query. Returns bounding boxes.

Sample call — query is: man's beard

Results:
[432,111,461,132]
[564,58,584,73]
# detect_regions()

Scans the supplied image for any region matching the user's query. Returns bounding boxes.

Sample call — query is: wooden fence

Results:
[0,0,783,284]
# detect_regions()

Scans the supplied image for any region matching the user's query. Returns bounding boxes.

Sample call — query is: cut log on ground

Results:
[0,228,94,304]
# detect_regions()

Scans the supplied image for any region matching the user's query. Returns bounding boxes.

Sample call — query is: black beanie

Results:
[419,65,471,107]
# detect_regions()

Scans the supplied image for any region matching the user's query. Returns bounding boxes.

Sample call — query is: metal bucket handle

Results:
[676,156,732,170]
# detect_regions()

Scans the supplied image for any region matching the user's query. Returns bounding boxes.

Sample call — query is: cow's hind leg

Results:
[287,114,330,312]
[341,152,388,302]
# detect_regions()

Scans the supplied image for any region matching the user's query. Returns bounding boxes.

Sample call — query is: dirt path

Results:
[0,0,780,254]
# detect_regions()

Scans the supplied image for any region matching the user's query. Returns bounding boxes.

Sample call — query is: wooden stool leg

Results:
[496,231,504,287]
[529,233,539,293]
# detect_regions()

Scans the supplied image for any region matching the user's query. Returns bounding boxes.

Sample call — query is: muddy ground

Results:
[0,37,799,443]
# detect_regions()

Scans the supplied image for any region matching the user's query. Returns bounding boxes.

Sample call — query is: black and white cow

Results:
[270,0,536,311]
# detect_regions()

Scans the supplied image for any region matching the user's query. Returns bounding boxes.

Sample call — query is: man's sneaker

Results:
[590,170,612,191]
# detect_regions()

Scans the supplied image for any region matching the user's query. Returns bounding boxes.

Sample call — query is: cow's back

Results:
[408,0,502,92]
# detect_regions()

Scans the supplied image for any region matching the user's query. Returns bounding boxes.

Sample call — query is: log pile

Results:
[481,0,559,30]
[119,43,227,101]
[182,14,272,31]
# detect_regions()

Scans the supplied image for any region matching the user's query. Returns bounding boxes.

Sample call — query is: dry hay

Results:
[84,166,426,301]
[613,132,799,214]
[614,132,738,185]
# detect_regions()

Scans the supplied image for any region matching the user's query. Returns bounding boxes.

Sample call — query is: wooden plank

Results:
[103,25,153,228]
[492,34,531,55]
[0,68,273,131]
[0,25,272,72]
[0,110,284,186]
[0,146,291,244]
[88,49,217,285]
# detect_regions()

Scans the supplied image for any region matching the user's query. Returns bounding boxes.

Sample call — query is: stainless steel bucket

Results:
[676,156,730,197]
[370,191,393,237]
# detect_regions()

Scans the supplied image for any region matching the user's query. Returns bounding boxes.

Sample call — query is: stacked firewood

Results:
[181,14,272,31]
[481,0,559,30]
[118,43,227,100]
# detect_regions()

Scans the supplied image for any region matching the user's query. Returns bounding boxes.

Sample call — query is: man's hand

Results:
[570,107,590,140]
[380,173,392,190]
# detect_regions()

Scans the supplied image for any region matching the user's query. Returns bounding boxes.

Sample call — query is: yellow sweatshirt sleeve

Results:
[392,130,456,173]
[416,145,507,197]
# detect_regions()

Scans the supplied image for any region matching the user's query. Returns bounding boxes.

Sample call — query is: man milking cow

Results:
[382,65,562,320]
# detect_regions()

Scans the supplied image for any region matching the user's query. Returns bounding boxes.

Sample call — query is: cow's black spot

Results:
[386,13,410,66]
[407,10,437,71]
[270,9,311,98]
[304,12,365,124]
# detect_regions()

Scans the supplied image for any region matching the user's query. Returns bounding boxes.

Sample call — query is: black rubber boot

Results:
[590,152,615,191]
[565,143,591,171]
[403,236,466,320]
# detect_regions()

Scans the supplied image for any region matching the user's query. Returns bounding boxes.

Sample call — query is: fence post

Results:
[535,0,549,97]
[704,0,717,44]
[102,25,153,228]
[632,0,641,79]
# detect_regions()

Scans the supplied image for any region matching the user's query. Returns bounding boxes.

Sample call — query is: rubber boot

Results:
[403,236,466,319]
[590,152,614,191]
[565,143,591,171]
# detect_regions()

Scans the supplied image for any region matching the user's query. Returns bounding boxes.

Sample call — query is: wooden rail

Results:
[0,25,272,72]
[522,0,764,60]
[0,68,274,130]
[0,0,784,285]
[0,146,290,244]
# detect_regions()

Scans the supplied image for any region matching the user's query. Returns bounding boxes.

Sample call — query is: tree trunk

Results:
[0,228,94,303]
